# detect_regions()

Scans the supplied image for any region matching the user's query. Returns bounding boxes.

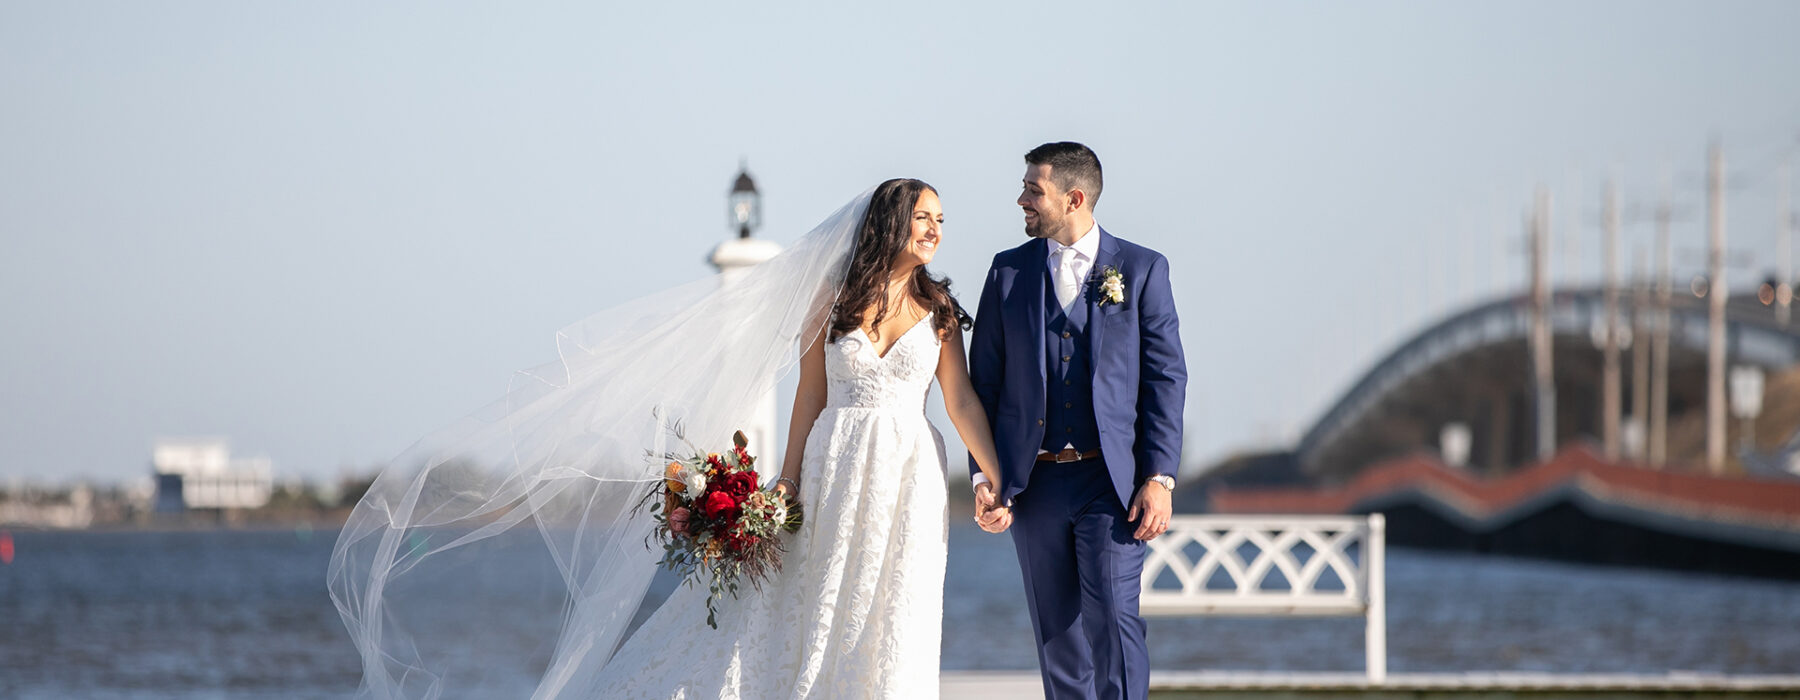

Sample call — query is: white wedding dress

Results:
[592,314,950,699]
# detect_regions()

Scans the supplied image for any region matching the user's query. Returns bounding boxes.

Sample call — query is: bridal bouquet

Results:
[640,429,803,628]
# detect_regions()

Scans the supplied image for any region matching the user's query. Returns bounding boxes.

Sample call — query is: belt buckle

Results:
[1055,448,1081,464]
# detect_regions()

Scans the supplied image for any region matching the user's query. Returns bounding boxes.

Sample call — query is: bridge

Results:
[1296,286,1800,481]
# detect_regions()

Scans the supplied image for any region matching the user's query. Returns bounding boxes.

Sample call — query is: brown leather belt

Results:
[1037,448,1101,464]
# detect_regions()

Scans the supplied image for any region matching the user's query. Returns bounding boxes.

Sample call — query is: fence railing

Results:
[1141,513,1387,682]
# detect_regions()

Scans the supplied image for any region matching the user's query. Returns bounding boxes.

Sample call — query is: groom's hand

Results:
[978,506,1012,533]
[977,505,1013,534]
[973,482,1012,533]
[1128,481,1172,540]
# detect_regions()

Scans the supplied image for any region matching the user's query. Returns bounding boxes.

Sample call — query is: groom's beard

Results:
[1025,216,1064,239]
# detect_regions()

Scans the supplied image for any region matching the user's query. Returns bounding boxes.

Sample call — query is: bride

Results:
[329,178,1004,699]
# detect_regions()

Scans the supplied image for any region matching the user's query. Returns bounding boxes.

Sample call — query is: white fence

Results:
[1141,514,1387,681]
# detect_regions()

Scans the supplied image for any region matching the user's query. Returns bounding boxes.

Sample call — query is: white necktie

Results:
[1054,247,1081,314]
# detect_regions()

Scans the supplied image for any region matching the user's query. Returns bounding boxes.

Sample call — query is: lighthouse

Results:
[708,165,782,460]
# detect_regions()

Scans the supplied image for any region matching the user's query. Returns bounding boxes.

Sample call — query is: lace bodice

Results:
[825,315,940,412]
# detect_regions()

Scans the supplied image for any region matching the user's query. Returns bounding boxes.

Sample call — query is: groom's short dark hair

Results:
[1025,141,1103,210]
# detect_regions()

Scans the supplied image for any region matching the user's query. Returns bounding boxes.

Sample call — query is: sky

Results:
[3,1,1798,484]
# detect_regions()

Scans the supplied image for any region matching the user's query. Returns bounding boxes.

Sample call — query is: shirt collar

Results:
[1046,221,1101,262]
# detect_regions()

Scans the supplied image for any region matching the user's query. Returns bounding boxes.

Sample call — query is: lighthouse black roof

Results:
[731,170,757,193]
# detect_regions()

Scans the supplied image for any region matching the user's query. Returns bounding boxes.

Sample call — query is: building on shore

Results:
[0,483,94,529]
[152,438,273,513]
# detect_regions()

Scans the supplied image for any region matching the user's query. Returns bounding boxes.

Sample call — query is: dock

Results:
[941,671,1800,699]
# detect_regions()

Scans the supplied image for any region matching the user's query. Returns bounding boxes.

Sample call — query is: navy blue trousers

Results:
[1009,457,1149,700]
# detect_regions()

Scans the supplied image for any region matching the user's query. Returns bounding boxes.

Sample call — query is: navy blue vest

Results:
[1042,266,1101,453]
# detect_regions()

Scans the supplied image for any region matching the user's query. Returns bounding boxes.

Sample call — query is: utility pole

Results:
[1779,162,1792,328]
[1705,142,1728,474]
[1602,180,1623,461]
[1648,176,1677,467]
[1566,179,1583,288]
[1531,187,1557,462]
[1631,246,1650,460]
[1649,178,1673,468]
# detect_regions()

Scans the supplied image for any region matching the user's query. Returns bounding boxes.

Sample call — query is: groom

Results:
[969,142,1187,700]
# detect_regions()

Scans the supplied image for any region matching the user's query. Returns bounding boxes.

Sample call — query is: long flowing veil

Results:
[327,188,874,699]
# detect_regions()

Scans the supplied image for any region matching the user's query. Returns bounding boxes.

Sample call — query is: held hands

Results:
[973,482,1012,534]
[973,479,1164,538]
[1127,479,1172,540]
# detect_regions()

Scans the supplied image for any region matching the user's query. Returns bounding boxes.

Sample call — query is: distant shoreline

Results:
[3,510,352,534]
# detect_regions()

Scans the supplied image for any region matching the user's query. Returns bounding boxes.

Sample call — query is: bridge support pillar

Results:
[1486,387,1513,476]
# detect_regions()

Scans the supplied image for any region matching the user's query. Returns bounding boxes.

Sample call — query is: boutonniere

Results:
[1097,266,1125,306]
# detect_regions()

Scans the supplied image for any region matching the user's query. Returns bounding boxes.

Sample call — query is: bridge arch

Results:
[1296,288,1800,480]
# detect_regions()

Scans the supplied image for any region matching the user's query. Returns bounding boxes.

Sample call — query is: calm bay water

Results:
[4,523,1798,698]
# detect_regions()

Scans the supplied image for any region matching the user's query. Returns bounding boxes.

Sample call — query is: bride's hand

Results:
[973,482,996,515]
[774,477,799,503]
[972,483,1009,532]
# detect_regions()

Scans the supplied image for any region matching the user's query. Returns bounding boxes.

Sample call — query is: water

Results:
[4,523,1799,698]
[2,529,360,699]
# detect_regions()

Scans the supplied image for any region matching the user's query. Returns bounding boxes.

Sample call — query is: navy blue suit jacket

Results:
[968,229,1188,509]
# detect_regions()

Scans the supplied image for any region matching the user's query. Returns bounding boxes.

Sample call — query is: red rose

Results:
[702,490,738,521]
[723,472,758,500]
[730,532,759,553]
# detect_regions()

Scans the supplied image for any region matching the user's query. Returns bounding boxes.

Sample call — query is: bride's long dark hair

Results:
[829,178,972,344]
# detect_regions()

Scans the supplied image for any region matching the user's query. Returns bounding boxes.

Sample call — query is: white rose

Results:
[773,501,788,524]
[684,471,707,494]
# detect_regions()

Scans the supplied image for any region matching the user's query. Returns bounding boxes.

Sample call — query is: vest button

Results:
[1065,402,1073,408]
[1062,355,1071,362]
[1036,419,1044,426]
[1062,331,1070,338]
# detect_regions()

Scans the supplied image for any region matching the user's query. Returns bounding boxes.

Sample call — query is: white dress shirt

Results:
[973,222,1100,495]
[1045,221,1101,313]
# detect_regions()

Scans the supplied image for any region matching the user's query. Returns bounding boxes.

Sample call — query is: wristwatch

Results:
[1147,475,1176,492]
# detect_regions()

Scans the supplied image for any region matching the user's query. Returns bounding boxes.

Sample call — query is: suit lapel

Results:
[1087,228,1119,382]
[1022,238,1049,387]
